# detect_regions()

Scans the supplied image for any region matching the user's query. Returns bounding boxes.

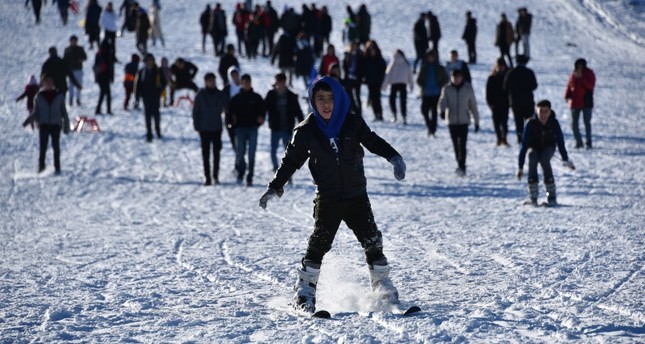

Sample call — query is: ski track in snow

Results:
[1,0,644,342]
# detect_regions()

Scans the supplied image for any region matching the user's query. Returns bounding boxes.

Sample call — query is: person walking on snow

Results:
[258,76,407,314]
[417,49,448,137]
[503,54,537,143]
[565,58,596,149]
[15,75,40,129]
[63,35,87,107]
[192,72,229,186]
[134,53,167,142]
[382,49,414,124]
[486,58,510,146]
[461,11,477,64]
[517,99,575,206]
[22,76,71,174]
[438,69,480,176]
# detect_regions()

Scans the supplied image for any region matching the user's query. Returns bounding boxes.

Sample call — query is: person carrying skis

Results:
[258,76,407,314]
[517,99,575,206]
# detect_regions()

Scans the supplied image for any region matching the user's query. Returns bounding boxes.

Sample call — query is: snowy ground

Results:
[1,0,644,342]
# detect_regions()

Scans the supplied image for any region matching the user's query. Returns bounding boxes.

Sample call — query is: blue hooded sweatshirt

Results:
[307,76,350,140]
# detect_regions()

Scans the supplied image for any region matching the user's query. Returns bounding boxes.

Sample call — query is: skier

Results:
[381,49,414,124]
[15,75,40,129]
[517,99,575,206]
[438,69,480,176]
[564,58,596,149]
[192,72,229,186]
[22,76,71,174]
[258,76,407,314]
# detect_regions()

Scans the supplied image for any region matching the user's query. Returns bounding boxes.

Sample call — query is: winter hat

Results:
[28,75,38,85]
[308,76,350,139]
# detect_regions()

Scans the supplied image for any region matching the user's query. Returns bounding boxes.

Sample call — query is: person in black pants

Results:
[486,58,510,146]
[504,54,537,143]
[94,40,115,115]
[258,77,407,314]
[461,11,477,64]
[416,50,447,136]
[192,73,229,185]
[135,53,167,142]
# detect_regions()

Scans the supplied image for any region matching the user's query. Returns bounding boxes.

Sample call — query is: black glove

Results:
[474,124,480,133]
[259,187,284,209]
[389,156,406,181]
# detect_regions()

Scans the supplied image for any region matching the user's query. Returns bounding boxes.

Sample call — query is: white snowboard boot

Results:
[293,260,320,313]
[369,261,399,304]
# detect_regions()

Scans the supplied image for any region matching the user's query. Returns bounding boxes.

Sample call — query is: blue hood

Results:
[308,77,350,139]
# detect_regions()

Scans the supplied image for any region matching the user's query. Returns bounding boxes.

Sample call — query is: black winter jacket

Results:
[229,88,265,128]
[504,65,537,108]
[265,88,304,131]
[269,113,400,200]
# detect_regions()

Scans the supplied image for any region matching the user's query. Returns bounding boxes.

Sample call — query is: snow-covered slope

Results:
[1,0,643,342]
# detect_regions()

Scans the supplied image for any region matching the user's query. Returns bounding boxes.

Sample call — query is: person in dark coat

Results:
[41,47,82,99]
[123,53,140,110]
[279,6,300,37]
[232,3,249,57]
[119,0,137,34]
[199,4,212,53]
[244,13,262,60]
[342,41,364,117]
[264,1,279,56]
[63,35,87,106]
[320,6,332,47]
[495,13,514,68]
[416,49,447,136]
[169,58,199,105]
[503,54,537,143]
[135,53,167,142]
[272,32,296,86]
[294,32,315,88]
[264,73,304,171]
[485,58,510,146]
[85,0,103,49]
[22,76,71,174]
[135,7,150,54]
[218,44,240,86]
[564,58,596,149]
[413,13,429,73]
[258,76,407,314]
[363,40,386,121]
[427,11,441,55]
[461,11,477,64]
[515,7,532,58]
[211,3,228,56]
[517,100,575,206]
[26,0,44,24]
[192,72,229,185]
[52,0,70,25]
[16,75,40,128]
[94,39,115,115]
[357,4,371,45]
[229,74,265,186]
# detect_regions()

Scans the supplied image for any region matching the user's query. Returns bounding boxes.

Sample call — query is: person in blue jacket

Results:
[517,99,575,206]
[258,76,407,314]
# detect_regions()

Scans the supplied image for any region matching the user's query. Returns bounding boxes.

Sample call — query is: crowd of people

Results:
[16,0,601,317]
[17,1,595,204]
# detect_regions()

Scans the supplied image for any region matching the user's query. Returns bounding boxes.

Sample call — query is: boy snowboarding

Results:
[258,77,408,315]
[517,99,575,206]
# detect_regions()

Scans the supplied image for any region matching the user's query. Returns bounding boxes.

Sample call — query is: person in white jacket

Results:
[438,69,480,176]
[148,2,164,47]
[100,2,119,44]
[381,49,414,124]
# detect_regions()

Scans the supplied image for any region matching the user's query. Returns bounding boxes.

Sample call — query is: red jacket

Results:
[565,68,596,109]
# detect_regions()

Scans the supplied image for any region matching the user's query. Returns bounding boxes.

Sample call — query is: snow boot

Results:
[293,259,320,313]
[368,259,399,304]
[545,182,557,206]
[524,182,539,206]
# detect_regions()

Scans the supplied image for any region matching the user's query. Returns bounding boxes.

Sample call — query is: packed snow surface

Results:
[1,0,643,342]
